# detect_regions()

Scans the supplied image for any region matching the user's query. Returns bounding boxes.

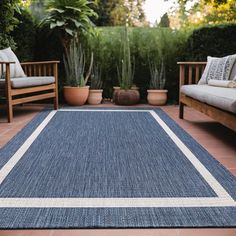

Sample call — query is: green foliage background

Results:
[82,27,189,100]
[0,0,20,49]
[10,8,36,61]
[6,7,236,103]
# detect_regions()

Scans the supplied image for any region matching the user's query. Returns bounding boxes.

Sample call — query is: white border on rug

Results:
[0,109,235,208]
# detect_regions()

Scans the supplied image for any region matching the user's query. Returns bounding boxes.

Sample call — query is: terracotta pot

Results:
[112,86,139,101]
[87,89,103,105]
[113,89,140,105]
[113,86,120,91]
[112,86,120,101]
[131,86,139,91]
[147,89,168,106]
[64,86,89,106]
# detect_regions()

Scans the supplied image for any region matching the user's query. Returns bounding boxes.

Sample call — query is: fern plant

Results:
[63,39,93,87]
[149,59,166,89]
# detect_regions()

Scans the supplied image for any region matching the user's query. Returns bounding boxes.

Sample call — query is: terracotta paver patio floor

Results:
[0,103,235,236]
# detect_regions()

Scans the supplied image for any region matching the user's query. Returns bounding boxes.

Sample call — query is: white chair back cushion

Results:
[0,48,26,78]
[0,51,10,78]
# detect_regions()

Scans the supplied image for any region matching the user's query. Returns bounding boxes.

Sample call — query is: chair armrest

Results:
[0,62,15,91]
[21,61,60,66]
[177,62,207,65]
[21,61,60,77]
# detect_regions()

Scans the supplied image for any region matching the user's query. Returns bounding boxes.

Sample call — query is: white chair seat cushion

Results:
[181,84,236,113]
[0,76,55,89]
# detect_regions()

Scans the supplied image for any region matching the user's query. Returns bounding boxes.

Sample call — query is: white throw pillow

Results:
[0,48,26,78]
[198,55,236,84]
[208,79,236,88]
[198,56,215,85]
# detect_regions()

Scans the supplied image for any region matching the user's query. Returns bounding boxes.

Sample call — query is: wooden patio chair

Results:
[0,60,59,123]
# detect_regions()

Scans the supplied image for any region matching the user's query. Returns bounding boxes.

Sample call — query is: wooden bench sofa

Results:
[178,62,236,132]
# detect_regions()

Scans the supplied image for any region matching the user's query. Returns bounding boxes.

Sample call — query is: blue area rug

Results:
[0,108,236,229]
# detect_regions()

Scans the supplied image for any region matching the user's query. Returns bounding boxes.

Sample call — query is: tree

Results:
[92,0,119,26]
[159,13,170,27]
[94,0,146,26]
[169,0,236,28]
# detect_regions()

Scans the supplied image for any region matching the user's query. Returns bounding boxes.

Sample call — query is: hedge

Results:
[83,27,189,101]
[186,24,236,61]
[10,22,236,103]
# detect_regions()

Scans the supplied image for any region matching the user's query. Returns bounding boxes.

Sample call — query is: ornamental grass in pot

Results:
[113,27,140,105]
[63,40,93,106]
[147,60,168,105]
[88,64,103,105]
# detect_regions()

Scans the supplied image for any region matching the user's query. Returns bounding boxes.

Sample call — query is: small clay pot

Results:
[87,89,103,105]
[147,89,168,105]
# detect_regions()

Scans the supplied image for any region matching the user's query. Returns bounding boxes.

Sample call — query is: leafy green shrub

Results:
[40,0,97,54]
[0,0,20,49]
[128,27,189,101]
[0,33,16,50]
[186,24,236,61]
[84,27,125,97]
[11,8,36,61]
[82,27,189,101]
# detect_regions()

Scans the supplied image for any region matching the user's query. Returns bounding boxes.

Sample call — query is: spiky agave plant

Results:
[117,27,135,90]
[149,59,166,89]
[63,39,93,87]
[90,63,103,89]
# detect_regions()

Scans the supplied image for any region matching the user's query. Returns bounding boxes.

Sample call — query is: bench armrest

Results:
[177,61,207,87]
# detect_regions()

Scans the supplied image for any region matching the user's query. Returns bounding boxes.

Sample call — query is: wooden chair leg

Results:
[179,102,184,119]
[54,93,59,110]
[7,100,13,123]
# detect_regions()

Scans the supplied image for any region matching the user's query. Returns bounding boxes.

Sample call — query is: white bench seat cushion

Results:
[181,85,236,113]
[0,76,55,89]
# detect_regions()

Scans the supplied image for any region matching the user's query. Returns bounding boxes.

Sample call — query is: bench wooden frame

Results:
[178,62,236,132]
[0,61,59,123]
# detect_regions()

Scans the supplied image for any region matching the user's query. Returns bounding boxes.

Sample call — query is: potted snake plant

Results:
[63,40,93,106]
[113,27,140,105]
[87,63,103,105]
[147,59,168,105]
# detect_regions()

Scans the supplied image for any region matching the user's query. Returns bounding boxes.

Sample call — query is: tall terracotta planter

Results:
[87,89,103,105]
[64,86,89,106]
[147,89,168,105]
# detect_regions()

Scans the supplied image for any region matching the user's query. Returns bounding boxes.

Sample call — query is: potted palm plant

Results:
[87,63,103,105]
[113,27,140,105]
[63,40,93,106]
[147,60,168,105]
